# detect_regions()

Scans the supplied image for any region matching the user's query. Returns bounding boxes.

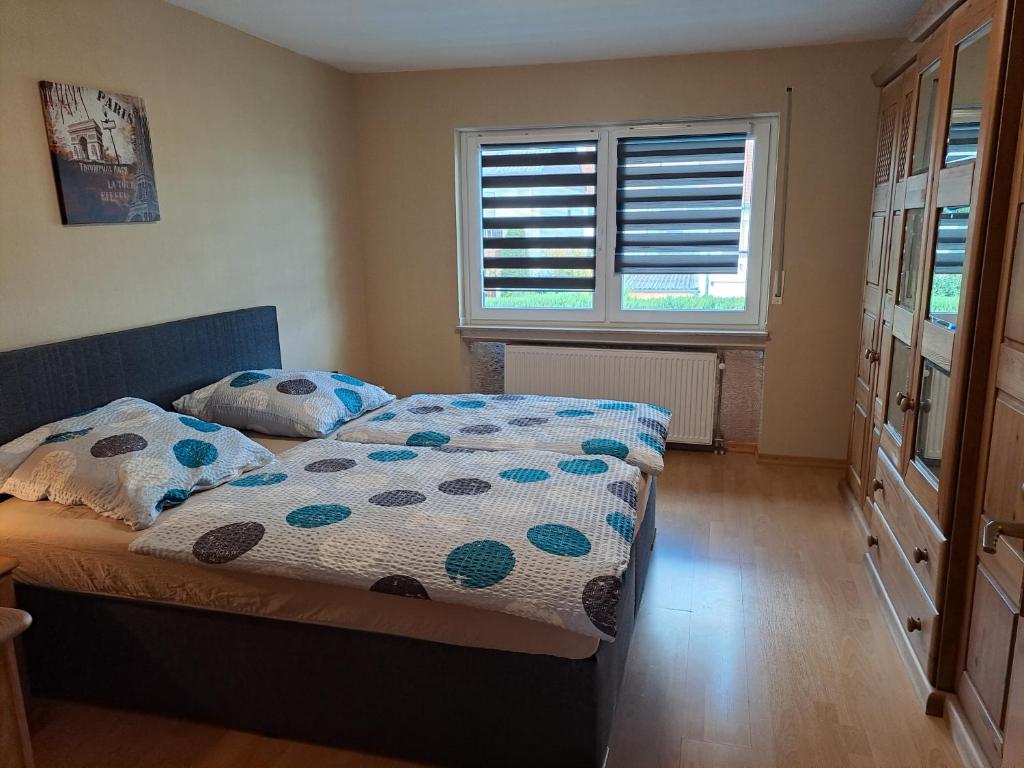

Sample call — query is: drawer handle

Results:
[906,617,923,633]
[912,547,929,563]
[867,535,879,548]
[981,519,1024,554]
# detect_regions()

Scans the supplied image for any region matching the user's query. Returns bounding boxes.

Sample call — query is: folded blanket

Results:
[130,439,642,641]
[335,394,670,475]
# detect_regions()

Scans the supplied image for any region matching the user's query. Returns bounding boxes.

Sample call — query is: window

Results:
[457,117,777,331]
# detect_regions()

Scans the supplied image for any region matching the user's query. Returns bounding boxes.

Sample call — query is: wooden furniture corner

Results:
[0,557,33,768]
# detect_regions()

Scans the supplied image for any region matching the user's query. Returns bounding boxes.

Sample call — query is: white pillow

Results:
[174,369,395,439]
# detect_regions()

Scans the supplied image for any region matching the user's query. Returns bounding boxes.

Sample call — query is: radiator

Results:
[503,345,720,445]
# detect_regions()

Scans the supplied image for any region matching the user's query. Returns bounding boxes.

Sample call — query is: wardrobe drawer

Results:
[872,449,948,603]
[868,502,940,674]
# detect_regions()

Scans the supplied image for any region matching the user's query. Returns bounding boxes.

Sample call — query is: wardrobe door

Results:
[998,332,1024,768]
[905,17,995,527]
[848,83,903,498]
[954,0,1024,755]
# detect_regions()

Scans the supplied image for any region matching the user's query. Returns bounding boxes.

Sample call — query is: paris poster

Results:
[39,81,160,225]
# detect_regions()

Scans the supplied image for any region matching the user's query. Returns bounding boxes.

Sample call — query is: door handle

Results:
[981,519,1024,554]
[864,348,880,363]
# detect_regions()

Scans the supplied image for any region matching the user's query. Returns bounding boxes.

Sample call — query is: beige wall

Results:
[352,41,894,459]
[0,0,368,374]
[0,4,892,460]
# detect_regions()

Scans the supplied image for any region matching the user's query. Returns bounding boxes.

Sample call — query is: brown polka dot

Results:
[508,417,549,427]
[607,480,638,510]
[460,424,501,435]
[638,417,668,440]
[438,478,491,496]
[90,433,148,458]
[370,575,430,600]
[370,490,426,507]
[305,458,356,472]
[582,575,621,637]
[192,522,265,564]
[276,378,317,395]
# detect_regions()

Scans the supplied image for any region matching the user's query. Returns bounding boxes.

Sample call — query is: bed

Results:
[0,307,656,768]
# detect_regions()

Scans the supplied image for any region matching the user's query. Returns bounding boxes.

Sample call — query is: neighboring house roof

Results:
[625,274,699,292]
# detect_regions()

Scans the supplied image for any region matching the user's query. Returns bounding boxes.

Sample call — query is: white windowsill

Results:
[456,324,770,348]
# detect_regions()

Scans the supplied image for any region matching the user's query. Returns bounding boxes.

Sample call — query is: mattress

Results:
[0,433,650,659]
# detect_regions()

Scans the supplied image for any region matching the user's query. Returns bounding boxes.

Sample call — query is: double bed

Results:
[0,307,657,768]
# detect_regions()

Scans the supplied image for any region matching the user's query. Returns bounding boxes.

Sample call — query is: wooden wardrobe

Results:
[845,0,1024,764]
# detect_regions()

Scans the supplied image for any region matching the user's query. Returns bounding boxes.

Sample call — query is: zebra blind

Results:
[944,108,981,165]
[480,140,597,292]
[934,205,969,274]
[615,132,748,274]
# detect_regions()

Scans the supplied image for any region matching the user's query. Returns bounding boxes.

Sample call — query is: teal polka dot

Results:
[407,431,450,447]
[230,472,288,487]
[156,488,190,512]
[335,388,364,413]
[43,428,92,444]
[606,511,635,542]
[558,458,609,475]
[368,449,418,462]
[286,504,351,528]
[173,439,219,468]
[331,373,365,387]
[598,402,635,411]
[638,432,665,453]
[556,409,594,417]
[451,399,486,409]
[370,411,396,422]
[230,371,271,387]
[445,540,516,588]
[499,467,550,483]
[581,438,629,460]
[648,404,671,415]
[179,416,221,433]
[527,524,592,557]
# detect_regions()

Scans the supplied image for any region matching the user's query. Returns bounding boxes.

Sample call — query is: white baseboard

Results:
[946,696,994,768]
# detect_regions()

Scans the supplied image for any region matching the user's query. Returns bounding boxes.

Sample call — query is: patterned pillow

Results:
[0,398,274,530]
[174,369,394,439]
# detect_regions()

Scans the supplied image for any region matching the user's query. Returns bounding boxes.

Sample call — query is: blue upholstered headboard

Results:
[0,307,281,445]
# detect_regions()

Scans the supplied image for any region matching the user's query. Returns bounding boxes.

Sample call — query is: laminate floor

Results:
[27,452,962,768]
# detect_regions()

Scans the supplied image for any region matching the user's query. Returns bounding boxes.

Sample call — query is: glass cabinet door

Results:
[898,208,926,310]
[914,361,952,482]
[886,338,913,437]
[944,28,991,167]
[911,61,941,176]
[928,205,970,328]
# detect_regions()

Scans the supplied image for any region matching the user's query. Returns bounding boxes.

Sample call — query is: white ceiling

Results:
[166,0,914,73]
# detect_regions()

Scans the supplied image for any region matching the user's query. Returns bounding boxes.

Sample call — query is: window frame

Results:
[457,115,778,332]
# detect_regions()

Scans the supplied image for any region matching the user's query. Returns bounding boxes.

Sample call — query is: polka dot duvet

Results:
[129,438,642,641]
[335,393,672,476]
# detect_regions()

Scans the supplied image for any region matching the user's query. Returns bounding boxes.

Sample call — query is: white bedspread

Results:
[336,393,670,475]
[131,439,642,641]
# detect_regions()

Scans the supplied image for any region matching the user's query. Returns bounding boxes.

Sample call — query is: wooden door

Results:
[955,10,1024,758]
[848,83,903,499]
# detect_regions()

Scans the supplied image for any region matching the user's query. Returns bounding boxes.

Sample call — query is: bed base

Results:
[16,485,655,768]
